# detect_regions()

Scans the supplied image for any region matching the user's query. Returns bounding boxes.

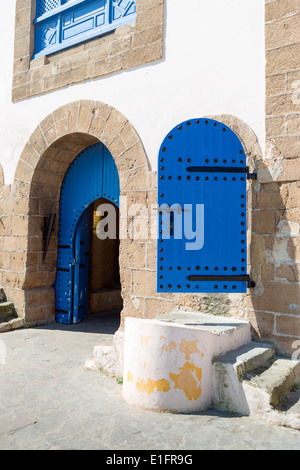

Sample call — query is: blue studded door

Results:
[73,207,90,324]
[157,118,256,295]
[55,142,120,324]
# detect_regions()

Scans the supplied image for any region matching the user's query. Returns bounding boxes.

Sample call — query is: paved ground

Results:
[0,312,299,451]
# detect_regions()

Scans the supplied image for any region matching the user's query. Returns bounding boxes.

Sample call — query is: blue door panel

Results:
[158,118,249,294]
[55,269,72,313]
[73,207,90,324]
[55,142,120,324]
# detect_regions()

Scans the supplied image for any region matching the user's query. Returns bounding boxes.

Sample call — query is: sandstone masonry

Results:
[253,0,300,355]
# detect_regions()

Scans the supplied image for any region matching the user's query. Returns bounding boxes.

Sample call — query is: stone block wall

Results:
[252,0,300,355]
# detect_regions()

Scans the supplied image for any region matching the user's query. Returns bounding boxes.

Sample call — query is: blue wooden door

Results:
[73,207,90,324]
[157,118,255,294]
[55,143,120,324]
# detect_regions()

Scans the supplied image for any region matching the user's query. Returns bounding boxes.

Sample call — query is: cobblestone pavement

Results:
[0,312,299,451]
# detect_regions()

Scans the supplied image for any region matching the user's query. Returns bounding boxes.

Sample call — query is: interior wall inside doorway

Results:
[89,198,123,314]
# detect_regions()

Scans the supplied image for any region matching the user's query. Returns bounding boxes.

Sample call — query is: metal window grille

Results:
[36,0,61,17]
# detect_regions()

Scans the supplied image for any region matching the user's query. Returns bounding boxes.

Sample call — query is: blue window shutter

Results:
[37,0,61,17]
[157,118,254,295]
[33,0,136,59]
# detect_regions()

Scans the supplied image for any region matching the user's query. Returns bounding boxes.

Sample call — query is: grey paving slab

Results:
[0,311,299,451]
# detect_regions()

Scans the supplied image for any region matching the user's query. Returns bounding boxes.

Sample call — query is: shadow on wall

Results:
[249,150,299,358]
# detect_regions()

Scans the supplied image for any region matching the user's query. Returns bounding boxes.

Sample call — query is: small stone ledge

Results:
[0,318,24,333]
[85,329,124,379]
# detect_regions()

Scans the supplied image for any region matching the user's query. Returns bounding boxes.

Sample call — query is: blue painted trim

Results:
[32,15,134,59]
[34,0,87,24]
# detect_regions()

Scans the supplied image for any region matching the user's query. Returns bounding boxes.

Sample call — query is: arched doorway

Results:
[55,142,121,324]
[9,100,151,327]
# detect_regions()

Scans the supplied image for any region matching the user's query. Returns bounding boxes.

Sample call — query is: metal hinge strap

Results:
[186,166,257,180]
[187,274,255,288]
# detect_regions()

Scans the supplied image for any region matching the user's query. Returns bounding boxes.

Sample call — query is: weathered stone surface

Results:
[0,302,15,321]
[261,0,300,356]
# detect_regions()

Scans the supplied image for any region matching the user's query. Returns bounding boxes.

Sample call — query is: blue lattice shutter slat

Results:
[112,0,136,22]
[34,0,136,58]
[37,0,61,17]
[157,118,253,295]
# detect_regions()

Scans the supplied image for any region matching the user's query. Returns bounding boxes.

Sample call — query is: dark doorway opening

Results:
[88,197,123,317]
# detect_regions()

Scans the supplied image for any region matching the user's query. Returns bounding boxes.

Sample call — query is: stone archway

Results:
[9,100,150,326]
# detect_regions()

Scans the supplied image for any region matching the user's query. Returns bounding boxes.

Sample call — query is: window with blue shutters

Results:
[33,0,136,59]
[157,118,256,295]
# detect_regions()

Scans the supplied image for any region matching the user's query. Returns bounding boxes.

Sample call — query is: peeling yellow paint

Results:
[162,340,177,353]
[169,362,202,401]
[140,336,151,347]
[136,378,170,394]
[143,362,146,369]
[179,339,201,360]
[127,371,134,383]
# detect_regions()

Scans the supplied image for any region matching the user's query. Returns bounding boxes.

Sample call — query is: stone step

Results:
[85,329,124,379]
[0,301,15,322]
[0,294,23,333]
[156,310,252,357]
[90,289,123,314]
[213,341,276,380]
[244,356,300,406]
[0,288,6,302]
[212,341,300,430]
[0,317,24,333]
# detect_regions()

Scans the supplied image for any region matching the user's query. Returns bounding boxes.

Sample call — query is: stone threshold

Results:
[0,318,24,333]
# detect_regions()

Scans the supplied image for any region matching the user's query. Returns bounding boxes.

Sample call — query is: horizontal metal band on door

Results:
[186,166,257,179]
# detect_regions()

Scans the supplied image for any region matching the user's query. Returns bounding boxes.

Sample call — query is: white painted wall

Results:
[0,0,265,185]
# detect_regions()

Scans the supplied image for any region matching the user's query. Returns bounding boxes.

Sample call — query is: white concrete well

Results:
[122,311,251,413]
